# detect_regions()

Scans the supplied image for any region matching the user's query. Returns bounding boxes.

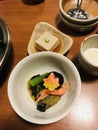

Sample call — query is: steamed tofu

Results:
[35,31,60,51]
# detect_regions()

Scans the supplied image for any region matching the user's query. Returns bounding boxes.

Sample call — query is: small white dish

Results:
[79,34,98,75]
[27,22,73,55]
[8,52,81,124]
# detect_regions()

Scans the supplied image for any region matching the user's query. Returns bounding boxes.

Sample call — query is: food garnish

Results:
[28,71,68,112]
[44,37,50,43]
[43,72,60,91]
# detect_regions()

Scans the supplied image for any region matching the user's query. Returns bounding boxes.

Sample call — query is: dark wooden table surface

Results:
[0,0,98,130]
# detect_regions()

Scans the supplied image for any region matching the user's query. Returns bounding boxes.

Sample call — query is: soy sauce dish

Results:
[8,52,81,124]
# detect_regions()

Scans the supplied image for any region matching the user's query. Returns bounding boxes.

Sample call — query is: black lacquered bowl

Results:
[0,18,11,71]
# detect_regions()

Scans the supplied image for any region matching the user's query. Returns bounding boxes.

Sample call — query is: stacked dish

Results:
[59,0,98,32]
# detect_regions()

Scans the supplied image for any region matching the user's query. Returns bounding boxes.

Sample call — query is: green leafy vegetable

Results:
[29,72,49,87]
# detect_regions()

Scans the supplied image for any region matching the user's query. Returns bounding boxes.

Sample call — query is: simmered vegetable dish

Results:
[28,71,68,112]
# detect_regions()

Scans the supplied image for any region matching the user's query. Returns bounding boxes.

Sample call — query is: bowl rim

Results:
[59,0,98,25]
[8,52,81,124]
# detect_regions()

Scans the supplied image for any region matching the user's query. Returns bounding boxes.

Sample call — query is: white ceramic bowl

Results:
[8,52,81,124]
[79,34,98,75]
[59,0,98,25]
